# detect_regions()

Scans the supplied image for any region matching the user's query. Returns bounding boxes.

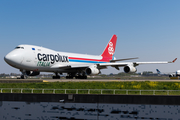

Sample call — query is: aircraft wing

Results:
[135,58,177,65]
[99,58,177,67]
[51,58,177,70]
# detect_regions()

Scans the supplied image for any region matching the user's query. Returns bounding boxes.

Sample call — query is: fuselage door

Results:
[23,47,37,67]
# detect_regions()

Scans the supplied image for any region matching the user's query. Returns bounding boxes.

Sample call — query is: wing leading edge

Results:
[98,58,177,68]
[51,58,177,70]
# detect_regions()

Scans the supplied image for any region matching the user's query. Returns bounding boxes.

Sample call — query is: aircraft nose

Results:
[4,51,23,66]
[4,53,14,66]
[4,53,13,64]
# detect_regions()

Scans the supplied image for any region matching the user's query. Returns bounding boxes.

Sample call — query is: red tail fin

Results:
[101,35,117,58]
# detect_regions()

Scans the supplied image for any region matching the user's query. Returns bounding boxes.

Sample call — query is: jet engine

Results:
[124,65,137,73]
[25,71,40,76]
[86,65,100,75]
[169,70,180,78]
[169,74,175,78]
[176,70,180,76]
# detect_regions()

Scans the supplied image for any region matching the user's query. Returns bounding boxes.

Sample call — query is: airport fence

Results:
[1,88,180,95]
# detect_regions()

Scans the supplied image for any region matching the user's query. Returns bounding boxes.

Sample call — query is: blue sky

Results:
[0,0,180,74]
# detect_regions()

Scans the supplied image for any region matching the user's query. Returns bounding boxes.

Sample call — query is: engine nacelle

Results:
[86,65,100,75]
[176,70,180,76]
[26,71,40,76]
[124,66,137,73]
[169,74,175,78]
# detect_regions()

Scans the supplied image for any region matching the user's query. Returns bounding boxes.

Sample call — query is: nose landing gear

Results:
[19,75,27,79]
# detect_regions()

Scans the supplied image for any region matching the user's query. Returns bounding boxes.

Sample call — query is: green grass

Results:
[0,81,180,90]
[1,81,180,95]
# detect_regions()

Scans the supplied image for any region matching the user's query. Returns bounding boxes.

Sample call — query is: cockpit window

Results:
[15,47,24,49]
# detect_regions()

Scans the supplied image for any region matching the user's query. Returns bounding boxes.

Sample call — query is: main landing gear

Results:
[66,73,75,79]
[52,72,87,79]
[75,75,87,79]
[52,73,60,79]
[66,75,87,79]
[66,73,87,79]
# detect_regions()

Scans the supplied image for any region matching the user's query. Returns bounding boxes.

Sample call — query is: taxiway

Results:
[0,79,180,83]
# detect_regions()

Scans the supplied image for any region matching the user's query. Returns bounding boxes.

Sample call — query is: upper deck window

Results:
[15,47,24,49]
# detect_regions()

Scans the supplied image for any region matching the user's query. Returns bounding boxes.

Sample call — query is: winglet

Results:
[172,58,177,63]
[168,58,177,63]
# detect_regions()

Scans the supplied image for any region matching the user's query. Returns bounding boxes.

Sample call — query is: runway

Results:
[44,79,180,82]
[0,79,180,83]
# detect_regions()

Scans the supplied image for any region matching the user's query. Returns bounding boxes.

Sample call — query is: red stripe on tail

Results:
[101,35,117,60]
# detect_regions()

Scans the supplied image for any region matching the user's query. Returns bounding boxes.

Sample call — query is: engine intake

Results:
[124,66,137,73]
[26,71,40,76]
[86,65,100,75]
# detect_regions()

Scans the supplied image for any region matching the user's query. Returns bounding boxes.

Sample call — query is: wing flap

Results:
[110,57,139,62]
[99,62,129,67]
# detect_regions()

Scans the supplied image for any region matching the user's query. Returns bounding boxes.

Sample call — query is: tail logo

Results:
[108,42,114,55]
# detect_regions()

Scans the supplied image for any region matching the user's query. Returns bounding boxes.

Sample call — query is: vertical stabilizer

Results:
[156,69,161,74]
[101,35,117,59]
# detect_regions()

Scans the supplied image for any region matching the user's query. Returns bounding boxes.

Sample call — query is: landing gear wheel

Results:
[52,75,60,79]
[66,73,75,79]
[83,76,87,79]
[66,76,73,79]
[52,72,61,79]
[75,75,87,79]
[20,75,26,79]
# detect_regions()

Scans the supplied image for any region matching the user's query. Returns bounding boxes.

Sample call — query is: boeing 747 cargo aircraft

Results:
[4,35,177,79]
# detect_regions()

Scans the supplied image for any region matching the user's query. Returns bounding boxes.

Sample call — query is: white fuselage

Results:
[4,44,106,73]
